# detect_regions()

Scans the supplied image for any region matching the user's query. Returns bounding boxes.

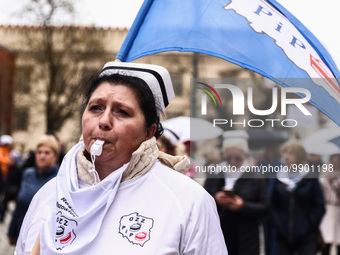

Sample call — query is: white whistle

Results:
[90,140,104,156]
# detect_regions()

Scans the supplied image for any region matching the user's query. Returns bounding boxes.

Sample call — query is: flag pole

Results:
[191,52,199,118]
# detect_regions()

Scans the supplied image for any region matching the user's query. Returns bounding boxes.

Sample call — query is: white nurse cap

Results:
[100,62,175,115]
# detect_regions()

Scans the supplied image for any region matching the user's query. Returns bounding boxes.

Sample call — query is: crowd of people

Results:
[0,133,64,241]
[200,130,340,255]
[0,62,339,255]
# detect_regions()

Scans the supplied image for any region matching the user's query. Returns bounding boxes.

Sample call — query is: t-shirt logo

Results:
[119,212,154,247]
[55,211,78,250]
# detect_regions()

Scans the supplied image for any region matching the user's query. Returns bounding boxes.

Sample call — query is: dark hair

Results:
[82,73,163,138]
[158,135,176,156]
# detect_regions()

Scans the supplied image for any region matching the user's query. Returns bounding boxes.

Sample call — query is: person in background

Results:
[308,153,324,169]
[319,153,340,255]
[46,130,66,166]
[204,130,269,255]
[256,142,283,255]
[8,134,60,245]
[203,147,222,169]
[271,140,325,255]
[19,131,65,171]
[0,135,14,189]
[15,62,228,254]
[0,135,21,222]
[307,152,324,178]
[157,127,185,156]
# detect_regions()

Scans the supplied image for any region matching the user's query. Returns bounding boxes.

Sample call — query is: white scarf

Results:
[39,142,127,254]
[36,137,190,255]
[38,138,190,254]
[277,167,309,191]
[221,161,244,190]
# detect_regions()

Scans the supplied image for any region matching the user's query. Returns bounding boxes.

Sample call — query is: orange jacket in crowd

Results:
[0,146,11,179]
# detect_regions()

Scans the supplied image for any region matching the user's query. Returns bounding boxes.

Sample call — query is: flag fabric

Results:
[116,0,340,126]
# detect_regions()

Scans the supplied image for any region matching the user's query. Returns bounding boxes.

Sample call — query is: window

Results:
[16,67,32,93]
[14,108,29,131]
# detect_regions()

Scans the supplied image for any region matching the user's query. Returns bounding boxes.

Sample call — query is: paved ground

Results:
[0,201,16,255]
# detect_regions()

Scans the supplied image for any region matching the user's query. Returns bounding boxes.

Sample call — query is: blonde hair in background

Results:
[36,134,60,156]
[281,140,307,165]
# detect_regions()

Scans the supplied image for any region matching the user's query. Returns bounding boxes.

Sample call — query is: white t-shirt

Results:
[15,160,228,255]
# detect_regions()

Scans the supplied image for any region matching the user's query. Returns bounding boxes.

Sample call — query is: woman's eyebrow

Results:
[88,97,105,103]
[89,96,136,110]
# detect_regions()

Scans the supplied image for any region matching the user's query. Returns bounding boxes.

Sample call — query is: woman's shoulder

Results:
[22,167,36,177]
[147,161,218,217]
[150,160,212,199]
[152,160,196,181]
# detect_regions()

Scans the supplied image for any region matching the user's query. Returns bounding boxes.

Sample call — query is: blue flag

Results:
[116,0,340,126]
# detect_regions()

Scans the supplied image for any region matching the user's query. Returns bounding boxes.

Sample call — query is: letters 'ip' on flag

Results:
[117,0,340,126]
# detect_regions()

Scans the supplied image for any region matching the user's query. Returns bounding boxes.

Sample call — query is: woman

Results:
[8,134,60,245]
[204,130,269,255]
[15,62,228,254]
[271,140,325,255]
[319,153,340,255]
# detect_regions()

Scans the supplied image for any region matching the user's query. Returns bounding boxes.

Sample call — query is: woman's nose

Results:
[99,109,113,130]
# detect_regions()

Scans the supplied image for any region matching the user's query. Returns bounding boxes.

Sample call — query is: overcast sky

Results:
[0,0,339,68]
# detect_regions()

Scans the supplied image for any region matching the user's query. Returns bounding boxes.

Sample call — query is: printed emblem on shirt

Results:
[119,212,154,247]
[55,211,78,250]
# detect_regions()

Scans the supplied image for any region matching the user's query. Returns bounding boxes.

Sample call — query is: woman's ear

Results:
[146,124,157,140]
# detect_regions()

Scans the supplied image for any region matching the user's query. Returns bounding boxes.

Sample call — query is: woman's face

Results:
[224,147,246,169]
[35,145,57,172]
[282,146,298,166]
[82,82,155,172]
